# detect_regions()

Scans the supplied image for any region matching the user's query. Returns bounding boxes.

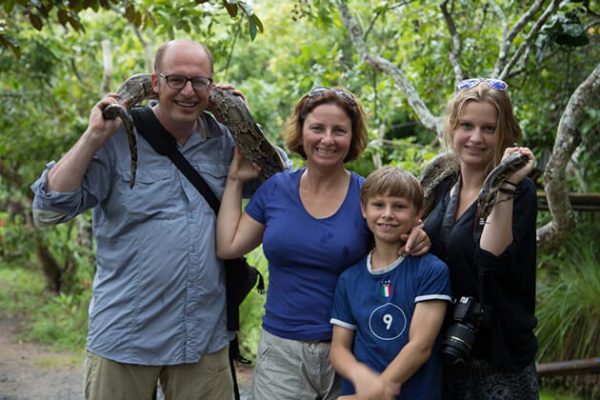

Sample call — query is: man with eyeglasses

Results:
[31,39,243,399]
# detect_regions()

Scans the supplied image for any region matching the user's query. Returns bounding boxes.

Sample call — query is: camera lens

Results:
[441,322,477,366]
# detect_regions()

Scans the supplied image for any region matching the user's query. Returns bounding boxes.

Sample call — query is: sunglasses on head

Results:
[307,87,357,107]
[457,78,508,91]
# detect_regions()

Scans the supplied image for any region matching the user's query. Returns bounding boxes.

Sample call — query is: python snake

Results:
[420,151,528,221]
[102,73,285,188]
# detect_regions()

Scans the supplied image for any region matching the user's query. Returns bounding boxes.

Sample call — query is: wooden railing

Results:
[537,192,600,211]
[537,357,600,377]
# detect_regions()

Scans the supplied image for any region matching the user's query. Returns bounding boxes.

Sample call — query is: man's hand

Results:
[86,94,127,144]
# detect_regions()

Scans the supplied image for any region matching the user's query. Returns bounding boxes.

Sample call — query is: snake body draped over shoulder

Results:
[420,151,529,221]
[102,73,286,188]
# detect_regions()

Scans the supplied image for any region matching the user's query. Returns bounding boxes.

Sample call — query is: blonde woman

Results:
[424,78,538,399]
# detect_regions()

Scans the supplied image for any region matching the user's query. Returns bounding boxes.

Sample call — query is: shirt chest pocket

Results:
[122,169,179,217]
[194,163,229,201]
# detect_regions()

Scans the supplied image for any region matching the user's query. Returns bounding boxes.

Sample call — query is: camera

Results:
[441,296,485,366]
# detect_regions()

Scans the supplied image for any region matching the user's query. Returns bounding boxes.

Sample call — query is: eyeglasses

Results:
[159,74,213,90]
[457,78,508,91]
[307,87,357,107]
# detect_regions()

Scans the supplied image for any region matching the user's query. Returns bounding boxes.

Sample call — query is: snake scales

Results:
[102,73,285,188]
[419,151,528,221]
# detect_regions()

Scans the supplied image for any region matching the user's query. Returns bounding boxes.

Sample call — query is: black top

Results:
[424,176,538,369]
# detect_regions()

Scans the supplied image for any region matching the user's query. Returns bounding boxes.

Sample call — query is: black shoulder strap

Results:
[130,106,221,213]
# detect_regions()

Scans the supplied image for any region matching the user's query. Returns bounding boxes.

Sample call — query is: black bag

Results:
[224,257,264,331]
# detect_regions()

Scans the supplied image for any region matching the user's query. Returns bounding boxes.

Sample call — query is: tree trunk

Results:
[537,63,600,250]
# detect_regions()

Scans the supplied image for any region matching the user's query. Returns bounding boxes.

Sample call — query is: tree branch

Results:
[440,0,464,81]
[537,62,600,249]
[101,39,112,96]
[363,7,383,42]
[492,0,545,77]
[498,0,559,80]
[131,24,154,72]
[336,0,442,136]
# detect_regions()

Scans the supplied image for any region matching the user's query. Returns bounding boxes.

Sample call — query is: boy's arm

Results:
[381,300,447,385]
[330,325,400,400]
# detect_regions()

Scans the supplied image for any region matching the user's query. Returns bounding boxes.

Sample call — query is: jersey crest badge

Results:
[380,280,392,298]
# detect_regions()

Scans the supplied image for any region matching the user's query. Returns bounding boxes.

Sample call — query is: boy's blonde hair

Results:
[360,167,424,212]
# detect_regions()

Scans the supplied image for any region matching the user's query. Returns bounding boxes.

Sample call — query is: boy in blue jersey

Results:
[330,167,451,400]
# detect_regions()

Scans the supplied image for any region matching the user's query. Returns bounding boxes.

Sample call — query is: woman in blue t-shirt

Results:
[216,87,429,399]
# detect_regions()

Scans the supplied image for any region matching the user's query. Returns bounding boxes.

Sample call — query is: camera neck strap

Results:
[441,179,486,306]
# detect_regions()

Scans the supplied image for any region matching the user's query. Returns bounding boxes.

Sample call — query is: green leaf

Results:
[251,14,263,34]
[67,15,85,32]
[248,18,257,40]
[223,0,238,17]
[38,2,52,17]
[57,9,68,26]
[29,13,44,31]
[83,0,100,12]
[69,0,82,13]
[0,33,21,59]
[555,33,589,47]
[3,0,16,13]
[133,11,142,27]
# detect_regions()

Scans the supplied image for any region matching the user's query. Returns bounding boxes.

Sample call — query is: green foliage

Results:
[540,391,586,400]
[238,247,268,360]
[0,265,46,317]
[28,291,91,352]
[536,222,600,398]
[0,264,90,353]
[0,0,264,58]
[536,223,600,361]
[1,3,598,391]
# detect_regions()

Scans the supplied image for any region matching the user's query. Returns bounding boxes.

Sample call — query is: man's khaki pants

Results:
[84,346,233,400]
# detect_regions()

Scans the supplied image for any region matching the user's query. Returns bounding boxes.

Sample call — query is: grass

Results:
[0,265,88,355]
[536,222,600,399]
[541,391,585,400]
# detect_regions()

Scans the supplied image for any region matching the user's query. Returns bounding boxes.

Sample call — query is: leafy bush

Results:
[536,222,600,399]
[238,247,268,361]
[0,265,89,354]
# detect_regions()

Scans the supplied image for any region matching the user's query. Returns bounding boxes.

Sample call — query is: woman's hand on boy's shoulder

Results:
[400,222,430,256]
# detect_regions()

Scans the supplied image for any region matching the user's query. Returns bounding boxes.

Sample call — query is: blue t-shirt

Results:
[245,168,372,340]
[331,252,451,399]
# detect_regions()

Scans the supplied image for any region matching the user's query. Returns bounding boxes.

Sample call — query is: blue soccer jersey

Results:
[331,252,451,399]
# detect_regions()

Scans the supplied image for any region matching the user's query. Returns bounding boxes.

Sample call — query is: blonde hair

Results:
[284,88,368,163]
[360,167,424,212]
[444,84,521,171]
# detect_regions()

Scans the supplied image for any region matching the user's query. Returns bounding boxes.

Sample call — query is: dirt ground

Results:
[0,317,254,400]
[0,317,83,400]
